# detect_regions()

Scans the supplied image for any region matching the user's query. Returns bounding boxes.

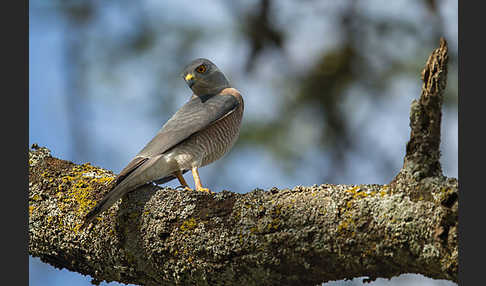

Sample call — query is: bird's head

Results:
[181,58,230,96]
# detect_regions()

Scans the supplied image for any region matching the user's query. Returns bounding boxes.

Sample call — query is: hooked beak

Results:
[185,73,195,88]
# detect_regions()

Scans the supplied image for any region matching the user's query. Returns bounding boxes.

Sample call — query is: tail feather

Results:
[80,183,132,230]
[80,154,172,230]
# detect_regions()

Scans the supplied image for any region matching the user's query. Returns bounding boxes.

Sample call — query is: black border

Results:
[7,0,29,285]
[458,1,479,285]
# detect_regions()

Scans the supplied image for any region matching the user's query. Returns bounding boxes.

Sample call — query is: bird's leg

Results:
[174,170,192,191]
[191,166,212,193]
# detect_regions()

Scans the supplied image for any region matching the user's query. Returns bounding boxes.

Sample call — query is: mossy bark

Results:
[28,38,457,285]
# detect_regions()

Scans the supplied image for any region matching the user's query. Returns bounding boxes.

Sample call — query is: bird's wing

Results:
[113,156,148,185]
[138,93,239,157]
[112,93,239,186]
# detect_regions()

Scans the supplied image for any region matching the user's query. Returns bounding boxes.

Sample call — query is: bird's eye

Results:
[195,64,207,73]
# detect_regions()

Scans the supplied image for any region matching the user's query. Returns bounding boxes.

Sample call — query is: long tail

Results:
[80,155,173,230]
[80,182,136,230]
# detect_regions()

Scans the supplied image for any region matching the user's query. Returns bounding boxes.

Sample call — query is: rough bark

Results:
[28,38,457,285]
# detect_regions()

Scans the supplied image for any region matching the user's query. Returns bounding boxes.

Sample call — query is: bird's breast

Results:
[167,90,244,170]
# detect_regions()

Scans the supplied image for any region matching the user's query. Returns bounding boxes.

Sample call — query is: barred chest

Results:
[168,89,244,170]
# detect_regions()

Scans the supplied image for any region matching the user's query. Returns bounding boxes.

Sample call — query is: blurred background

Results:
[29,0,457,285]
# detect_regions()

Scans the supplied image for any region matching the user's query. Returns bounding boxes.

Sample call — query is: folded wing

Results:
[113,93,239,186]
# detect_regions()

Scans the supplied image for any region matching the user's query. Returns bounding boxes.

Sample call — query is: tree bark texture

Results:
[28,38,457,285]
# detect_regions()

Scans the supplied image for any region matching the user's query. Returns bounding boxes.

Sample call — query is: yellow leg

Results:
[174,171,193,191]
[191,167,212,193]
[175,170,189,187]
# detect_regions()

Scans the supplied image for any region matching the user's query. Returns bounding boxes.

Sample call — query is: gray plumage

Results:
[81,58,244,229]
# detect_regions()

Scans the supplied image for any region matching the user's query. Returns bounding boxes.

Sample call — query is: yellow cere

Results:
[185,73,194,81]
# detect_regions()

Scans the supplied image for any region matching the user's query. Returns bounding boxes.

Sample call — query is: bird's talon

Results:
[197,187,213,194]
[184,186,194,191]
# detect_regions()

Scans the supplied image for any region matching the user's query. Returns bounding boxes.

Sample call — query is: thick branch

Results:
[29,146,457,285]
[29,39,457,285]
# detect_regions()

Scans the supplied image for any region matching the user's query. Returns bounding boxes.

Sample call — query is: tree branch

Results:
[29,38,457,285]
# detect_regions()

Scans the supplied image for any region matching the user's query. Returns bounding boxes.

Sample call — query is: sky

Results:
[29,1,457,285]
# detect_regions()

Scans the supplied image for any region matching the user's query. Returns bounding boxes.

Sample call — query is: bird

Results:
[81,58,244,229]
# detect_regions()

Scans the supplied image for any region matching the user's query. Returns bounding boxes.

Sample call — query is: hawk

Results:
[82,58,244,229]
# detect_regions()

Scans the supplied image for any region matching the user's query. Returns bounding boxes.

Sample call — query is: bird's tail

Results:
[80,155,172,230]
[80,182,135,230]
